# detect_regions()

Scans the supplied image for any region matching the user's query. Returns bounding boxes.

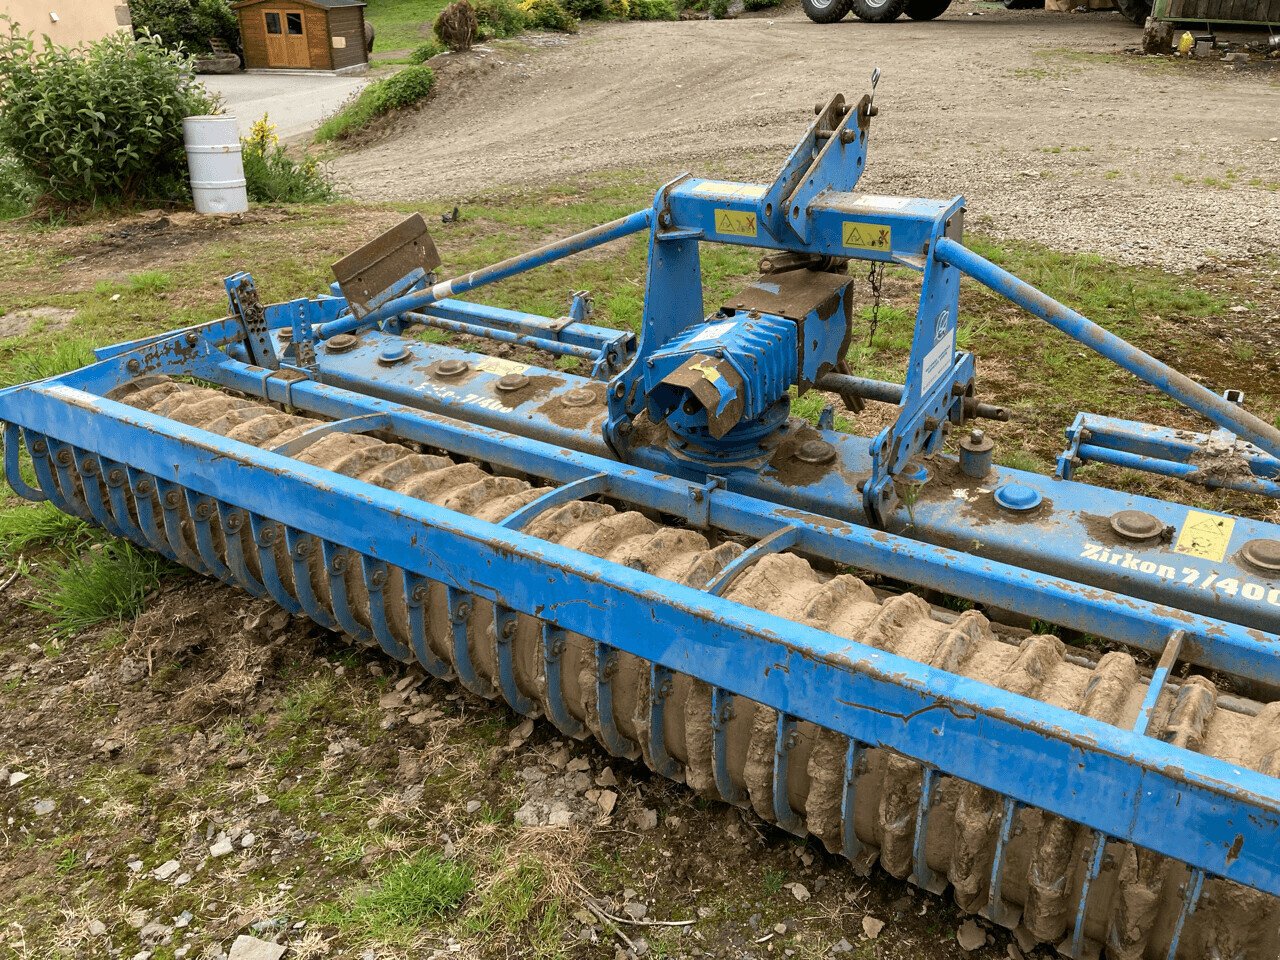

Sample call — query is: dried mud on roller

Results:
[47,377,1280,960]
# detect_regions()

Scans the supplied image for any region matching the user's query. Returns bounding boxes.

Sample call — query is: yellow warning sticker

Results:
[476,357,529,376]
[1174,509,1236,562]
[714,208,758,239]
[842,221,892,251]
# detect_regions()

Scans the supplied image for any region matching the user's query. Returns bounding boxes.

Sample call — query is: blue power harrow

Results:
[3,86,1279,959]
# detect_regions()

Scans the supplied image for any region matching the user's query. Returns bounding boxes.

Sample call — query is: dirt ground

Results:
[332,2,1280,271]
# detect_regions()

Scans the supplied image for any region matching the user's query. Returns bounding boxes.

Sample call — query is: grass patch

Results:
[0,501,92,561]
[0,337,95,388]
[26,539,171,634]
[365,0,453,55]
[316,65,435,142]
[312,850,474,944]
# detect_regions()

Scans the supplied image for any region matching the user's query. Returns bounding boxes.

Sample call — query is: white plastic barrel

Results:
[183,115,249,215]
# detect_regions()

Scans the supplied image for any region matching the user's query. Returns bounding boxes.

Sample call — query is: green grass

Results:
[0,501,92,561]
[364,0,452,55]
[128,270,172,295]
[26,539,172,634]
[315,66,436,143]
[0,337,95,388]
[311,850,474,944]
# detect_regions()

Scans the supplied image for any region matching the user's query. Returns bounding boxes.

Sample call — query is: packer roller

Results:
[3,83,1280,959]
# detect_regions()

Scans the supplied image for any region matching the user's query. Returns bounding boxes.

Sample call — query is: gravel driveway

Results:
[331,3,1280,270]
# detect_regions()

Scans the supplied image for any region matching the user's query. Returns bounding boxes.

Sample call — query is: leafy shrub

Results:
[564,0,609,17]
[408,39,444,62]
[519,0,579,31]
[242,116,333,203]
[0,153,36,220]
[130,0,240,55]
[0,22,220,206]
[471,0,529,38]
[628,0,678,17]
[742,0,783,9]
[315,65,436,142]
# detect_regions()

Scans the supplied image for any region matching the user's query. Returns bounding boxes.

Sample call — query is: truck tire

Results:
[802,0,852,23]
[1002,0,1044,7]
[849,0,910,21]
[1112,0,1151,23]
[905,0,951,18]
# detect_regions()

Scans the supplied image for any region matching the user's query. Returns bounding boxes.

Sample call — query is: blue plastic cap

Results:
[993,483,1042,512]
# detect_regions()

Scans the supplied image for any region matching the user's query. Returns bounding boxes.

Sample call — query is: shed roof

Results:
[232,0,365,9]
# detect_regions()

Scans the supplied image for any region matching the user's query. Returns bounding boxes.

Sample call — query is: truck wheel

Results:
[849,0,910,21]
[1002,0,1044,7]
[1112,0,1151,23]
[802,0,852,23]
[905,0,951,19]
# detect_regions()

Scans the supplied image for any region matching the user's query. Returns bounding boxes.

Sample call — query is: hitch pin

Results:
[868,66,881,117]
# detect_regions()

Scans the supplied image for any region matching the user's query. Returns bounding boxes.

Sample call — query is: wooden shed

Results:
[233,0,368,73]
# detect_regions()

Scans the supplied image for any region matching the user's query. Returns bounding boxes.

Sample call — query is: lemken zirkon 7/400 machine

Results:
[3,85,1279,959]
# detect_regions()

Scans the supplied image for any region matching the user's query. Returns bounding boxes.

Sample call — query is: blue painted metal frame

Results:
[1059,412,1280,499]
[5,377,1280,895]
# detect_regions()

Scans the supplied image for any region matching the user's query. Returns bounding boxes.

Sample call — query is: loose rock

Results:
[861,916,884,939]
[226,936,287,960]
[957,919,987,952]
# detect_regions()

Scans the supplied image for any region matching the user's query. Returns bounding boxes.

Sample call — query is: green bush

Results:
[130,0,240,55]
[471,0,529,38]
[242,115,334,203]
[0,22,220,207]
[519,0,578,31]
[742,0,783,9]
[628,0,678,17]
[408,39,445,62]
[315,65,436,142]
[0,153,36,219]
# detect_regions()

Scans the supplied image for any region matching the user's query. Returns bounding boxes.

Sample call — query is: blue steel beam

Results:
[7,380,1280,894]
[934,237,1280,462]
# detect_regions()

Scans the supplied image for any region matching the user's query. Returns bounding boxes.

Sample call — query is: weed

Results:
[312,850,474,943]
[762,868,786,896]
[0,501,92,560]
[243,116,334,204]
[54,848,77,875]
[26,539,172,634]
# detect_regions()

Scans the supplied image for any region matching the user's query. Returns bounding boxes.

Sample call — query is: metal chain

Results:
[866,261,885,347]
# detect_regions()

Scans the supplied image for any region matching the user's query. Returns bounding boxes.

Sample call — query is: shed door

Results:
[263,9,310,68]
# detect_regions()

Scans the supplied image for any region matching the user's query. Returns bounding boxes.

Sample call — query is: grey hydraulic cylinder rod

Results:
[933,237,1280,461]
[317,210,654,340]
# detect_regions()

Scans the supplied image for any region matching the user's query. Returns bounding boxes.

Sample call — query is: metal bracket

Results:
[225,272,278,370]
